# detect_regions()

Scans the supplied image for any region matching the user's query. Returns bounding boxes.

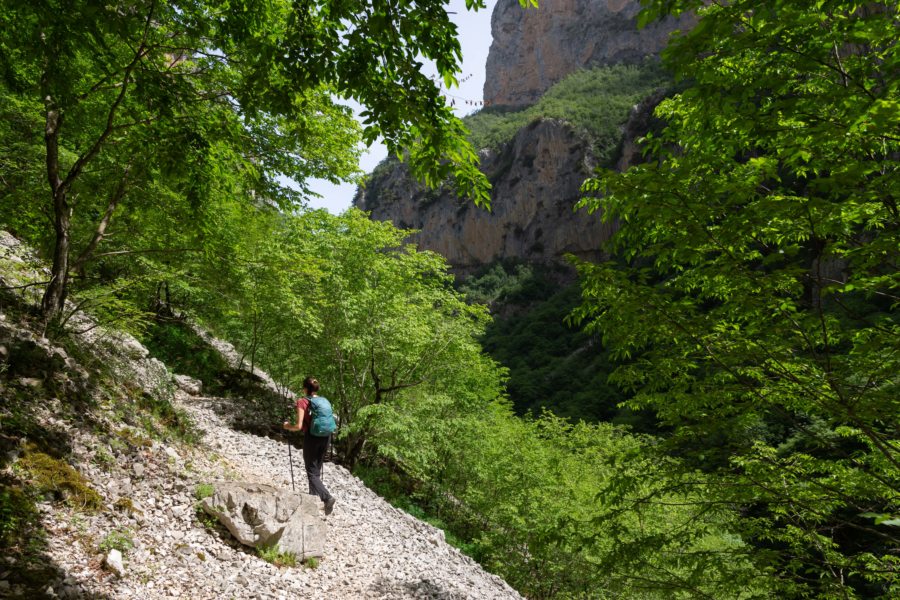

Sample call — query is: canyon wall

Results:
[484,0,692,108]
[354,0,689,272]
[355,119,617,272]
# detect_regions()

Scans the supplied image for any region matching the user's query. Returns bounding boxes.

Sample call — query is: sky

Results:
[302,0,496,214]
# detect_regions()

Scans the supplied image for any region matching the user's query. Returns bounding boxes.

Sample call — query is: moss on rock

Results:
[18,445,102,511]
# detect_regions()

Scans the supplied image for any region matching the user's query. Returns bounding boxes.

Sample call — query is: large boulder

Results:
[201,482,325,559]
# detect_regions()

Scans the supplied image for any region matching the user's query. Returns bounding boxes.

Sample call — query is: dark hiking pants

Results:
[303,432,332,502]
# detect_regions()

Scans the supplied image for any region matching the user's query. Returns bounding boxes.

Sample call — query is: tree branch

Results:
[72,163,132,273]
[59,1,157,195]
[0,280,52,291]
[90,247,200,259]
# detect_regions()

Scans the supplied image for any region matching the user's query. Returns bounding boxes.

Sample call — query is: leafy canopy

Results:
[577,1,900,596]
[0,0,519,322]
[0,0,497,206]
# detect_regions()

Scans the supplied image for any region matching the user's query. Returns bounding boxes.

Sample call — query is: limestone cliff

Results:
[484,0,693,108]
[353,0,682,272]
[355,119,617,272]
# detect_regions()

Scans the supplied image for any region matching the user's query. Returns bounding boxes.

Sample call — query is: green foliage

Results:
[192,208,503,467]
[465,62,669,165]
[461,263,636,426]
[576,1,900,596]
[257,544,297,567]
[99,528,134,554]
[458,260,539,307]
[141,322,231,392]
[194,483,215,501]
[0,87,46,244]
[361,399,769,598]
[195,506,220,532]
[0,479,42,553]
[0,0,501,323]
[135,393,201,445]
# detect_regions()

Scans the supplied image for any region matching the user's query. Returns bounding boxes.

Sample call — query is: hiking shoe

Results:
[324,497,336,516]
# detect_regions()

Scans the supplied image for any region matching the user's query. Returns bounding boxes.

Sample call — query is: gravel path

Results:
[33,390,523,600]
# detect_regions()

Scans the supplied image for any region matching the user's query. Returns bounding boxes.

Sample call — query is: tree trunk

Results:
[40,107,70,325]
[41,198,70,321]
[38,27,145,326]
[343,434,367,471]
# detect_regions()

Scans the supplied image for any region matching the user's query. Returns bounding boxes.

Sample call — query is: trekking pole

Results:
[322,434,328,484]
[287,433,295,492]
[285,398,296,491]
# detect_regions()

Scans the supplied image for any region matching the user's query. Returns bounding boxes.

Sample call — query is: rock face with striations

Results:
[354,0,689,272]
[201,482,326,559]
[484,0,694,108]
[355,119,617,272]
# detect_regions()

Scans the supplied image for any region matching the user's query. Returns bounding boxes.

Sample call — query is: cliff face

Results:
[355,119,616,272]
[353,0,685,272]
[484,0,692,108]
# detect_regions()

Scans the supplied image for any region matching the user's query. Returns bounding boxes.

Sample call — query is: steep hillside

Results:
[0,231,522,600]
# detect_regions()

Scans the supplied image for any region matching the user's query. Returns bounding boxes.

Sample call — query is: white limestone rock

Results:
[201,482,325,560]
[174,374,203,395]
[104,549,126,578]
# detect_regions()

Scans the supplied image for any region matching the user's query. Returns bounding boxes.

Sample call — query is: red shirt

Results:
[295,396,312,432]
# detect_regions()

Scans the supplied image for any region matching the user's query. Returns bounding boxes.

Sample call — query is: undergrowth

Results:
[257,544,298,567]
[465,61,670,166]
[15,445,103,511]
[136,392,202,445]
[141,321,230,393]
[99,528,135,554]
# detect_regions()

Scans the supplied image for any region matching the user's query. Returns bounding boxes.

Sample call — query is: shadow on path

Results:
[368,575,469,600]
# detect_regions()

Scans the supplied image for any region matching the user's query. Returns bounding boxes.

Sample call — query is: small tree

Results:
[291,209,495,468]
[0,0,494,326]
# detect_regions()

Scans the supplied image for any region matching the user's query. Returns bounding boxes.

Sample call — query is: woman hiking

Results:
[283,376,337,515]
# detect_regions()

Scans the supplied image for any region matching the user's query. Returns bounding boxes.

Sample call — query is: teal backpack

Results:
[308,396,337,437]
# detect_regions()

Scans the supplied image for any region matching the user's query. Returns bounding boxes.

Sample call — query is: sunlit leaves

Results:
[575,0,899,595]
[0,0,499,321]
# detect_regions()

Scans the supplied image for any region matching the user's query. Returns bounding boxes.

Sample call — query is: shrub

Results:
[99,528,134,554]
[136,393,201,444]
[194,483,215,501]
[257,544,297,567]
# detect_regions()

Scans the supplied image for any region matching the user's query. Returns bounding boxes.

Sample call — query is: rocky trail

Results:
[9,388,522,600]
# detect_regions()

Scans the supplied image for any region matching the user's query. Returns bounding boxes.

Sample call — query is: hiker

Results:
[283,376,337,515]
